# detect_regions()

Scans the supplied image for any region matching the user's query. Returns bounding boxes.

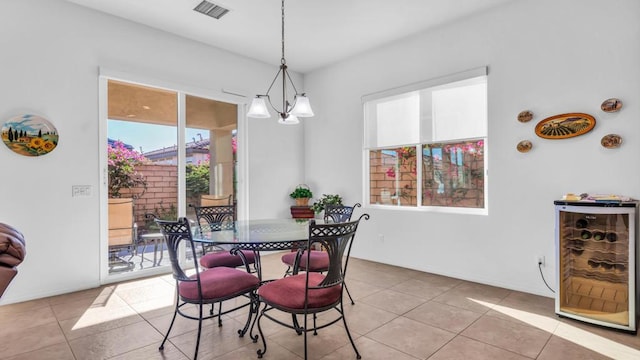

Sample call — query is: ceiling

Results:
[108,79,237,130]
[64,0,515,73]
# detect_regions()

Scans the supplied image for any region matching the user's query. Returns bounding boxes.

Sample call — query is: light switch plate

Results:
[72,185,92,197]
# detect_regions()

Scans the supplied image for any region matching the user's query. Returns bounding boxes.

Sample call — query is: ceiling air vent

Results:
[193,1,229,20]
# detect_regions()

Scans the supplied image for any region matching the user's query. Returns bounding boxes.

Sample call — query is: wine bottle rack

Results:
[554,200,638,332]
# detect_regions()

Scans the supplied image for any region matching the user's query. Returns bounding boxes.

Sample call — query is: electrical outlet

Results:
[537,256,545,267]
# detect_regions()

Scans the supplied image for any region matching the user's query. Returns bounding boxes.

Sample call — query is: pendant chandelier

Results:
[247,0,314,125]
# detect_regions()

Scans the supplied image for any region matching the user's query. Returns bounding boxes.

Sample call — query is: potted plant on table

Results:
[312,194,343,214]
[289,185,313,206]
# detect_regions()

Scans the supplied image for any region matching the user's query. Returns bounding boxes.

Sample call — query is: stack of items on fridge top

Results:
[562,193,634,203]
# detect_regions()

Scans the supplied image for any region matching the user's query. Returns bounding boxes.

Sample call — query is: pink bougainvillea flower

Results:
[385,167,396,178]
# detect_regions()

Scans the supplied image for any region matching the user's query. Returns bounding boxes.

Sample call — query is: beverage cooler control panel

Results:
[554,200,638,332]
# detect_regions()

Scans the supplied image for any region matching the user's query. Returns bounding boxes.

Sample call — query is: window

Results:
[364,67,487,212]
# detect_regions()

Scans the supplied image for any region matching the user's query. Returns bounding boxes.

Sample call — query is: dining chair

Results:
[281,203,361,304]
[255,214,369,360]
[190,204,256,272]
[155,217,259,360]
[191,204,257,323]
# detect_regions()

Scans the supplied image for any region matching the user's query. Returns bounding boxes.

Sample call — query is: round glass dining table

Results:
[192,218,320,280]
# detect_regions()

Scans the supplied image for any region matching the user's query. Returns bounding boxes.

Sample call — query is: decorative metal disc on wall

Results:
[601,134,622,149]
[534,113,596,140]
[516,140,533,153]
[517,110,533,123]
[600,98,622,113]
[1,114,59,156]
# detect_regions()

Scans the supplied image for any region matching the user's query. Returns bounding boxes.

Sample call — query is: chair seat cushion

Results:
[258,273,341,310]
[281,250,329,272]
[200,250,256,268]
[179,267,259,301]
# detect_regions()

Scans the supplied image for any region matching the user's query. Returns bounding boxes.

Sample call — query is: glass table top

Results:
[192,219,323,249]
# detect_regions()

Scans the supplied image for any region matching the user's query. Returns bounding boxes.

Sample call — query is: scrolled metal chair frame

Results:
[156,217,258,360]
[323,203,361,223]
[255,213,370,360]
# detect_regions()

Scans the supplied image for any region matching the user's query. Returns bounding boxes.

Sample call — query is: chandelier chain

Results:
[281,0,286,65]
[247,0,313,121]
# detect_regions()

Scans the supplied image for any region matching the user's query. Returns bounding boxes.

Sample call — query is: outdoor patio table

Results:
[137,232,164,266]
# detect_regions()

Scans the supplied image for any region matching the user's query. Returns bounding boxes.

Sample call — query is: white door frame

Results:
[98,67,249,284]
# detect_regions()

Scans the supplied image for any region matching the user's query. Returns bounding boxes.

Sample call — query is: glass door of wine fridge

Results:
[555,201,637,332]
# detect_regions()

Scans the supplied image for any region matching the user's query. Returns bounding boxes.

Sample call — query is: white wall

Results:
[303,0,640,297]
[0,0,305,304]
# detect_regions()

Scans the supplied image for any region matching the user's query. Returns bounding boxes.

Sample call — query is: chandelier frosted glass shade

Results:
[247,97,271,118]
[290,94,314,117]
[247,93,314,120]
[277,115,300,125]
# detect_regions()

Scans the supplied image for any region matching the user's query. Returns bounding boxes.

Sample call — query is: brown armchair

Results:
[0,223,26,298]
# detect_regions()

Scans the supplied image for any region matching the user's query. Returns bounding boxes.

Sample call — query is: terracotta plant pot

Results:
[295,198,310,206]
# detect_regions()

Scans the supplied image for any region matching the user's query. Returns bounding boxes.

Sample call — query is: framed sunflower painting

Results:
[1,114,59,156]
[534,113,596,140]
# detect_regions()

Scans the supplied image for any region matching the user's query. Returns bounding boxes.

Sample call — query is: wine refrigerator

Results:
[555,200,638,332]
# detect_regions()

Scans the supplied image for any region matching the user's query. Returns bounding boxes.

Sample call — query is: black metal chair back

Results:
[256,213,370,360]
[154,217,198,283]
[307,214,366,294]
[191,204,235,231]
[323,203,361,223]
[154,216,259,360]
[282,203,361,304]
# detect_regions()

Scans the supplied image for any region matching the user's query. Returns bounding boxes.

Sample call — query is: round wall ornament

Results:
[1,114,59,156]
[601,134,622,149]
[517,110,533,123]
[516,140,533,153]
[600,98,622,113]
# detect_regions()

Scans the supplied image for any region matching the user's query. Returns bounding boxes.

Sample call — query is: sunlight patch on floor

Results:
[70,281,170,331]
[469,298,640,360]
[469,298,559,333]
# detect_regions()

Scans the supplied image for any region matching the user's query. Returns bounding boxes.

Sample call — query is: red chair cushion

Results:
[281,250,329,272]
[200,250,256,268]
[258,273,341,310]
[179,267,259,301]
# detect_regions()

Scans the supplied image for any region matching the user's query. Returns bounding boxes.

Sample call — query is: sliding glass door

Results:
[184,94,237,222]
[101,76,238,280]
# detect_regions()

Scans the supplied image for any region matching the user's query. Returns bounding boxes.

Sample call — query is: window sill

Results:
[366,203,488,216]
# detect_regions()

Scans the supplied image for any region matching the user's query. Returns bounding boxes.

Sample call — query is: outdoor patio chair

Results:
[108,198,137,269]
[200,194,233,206]
[255,214,369,360]
[281,203,361,304]
[155,217,259,360]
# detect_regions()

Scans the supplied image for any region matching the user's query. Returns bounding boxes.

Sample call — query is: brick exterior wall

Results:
[369,146,484,208]
[369,150,417,206]
[118,164,178,229]
[422,151,484,208]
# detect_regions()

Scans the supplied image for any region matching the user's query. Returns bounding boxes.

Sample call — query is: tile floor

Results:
[1,253,639,359]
